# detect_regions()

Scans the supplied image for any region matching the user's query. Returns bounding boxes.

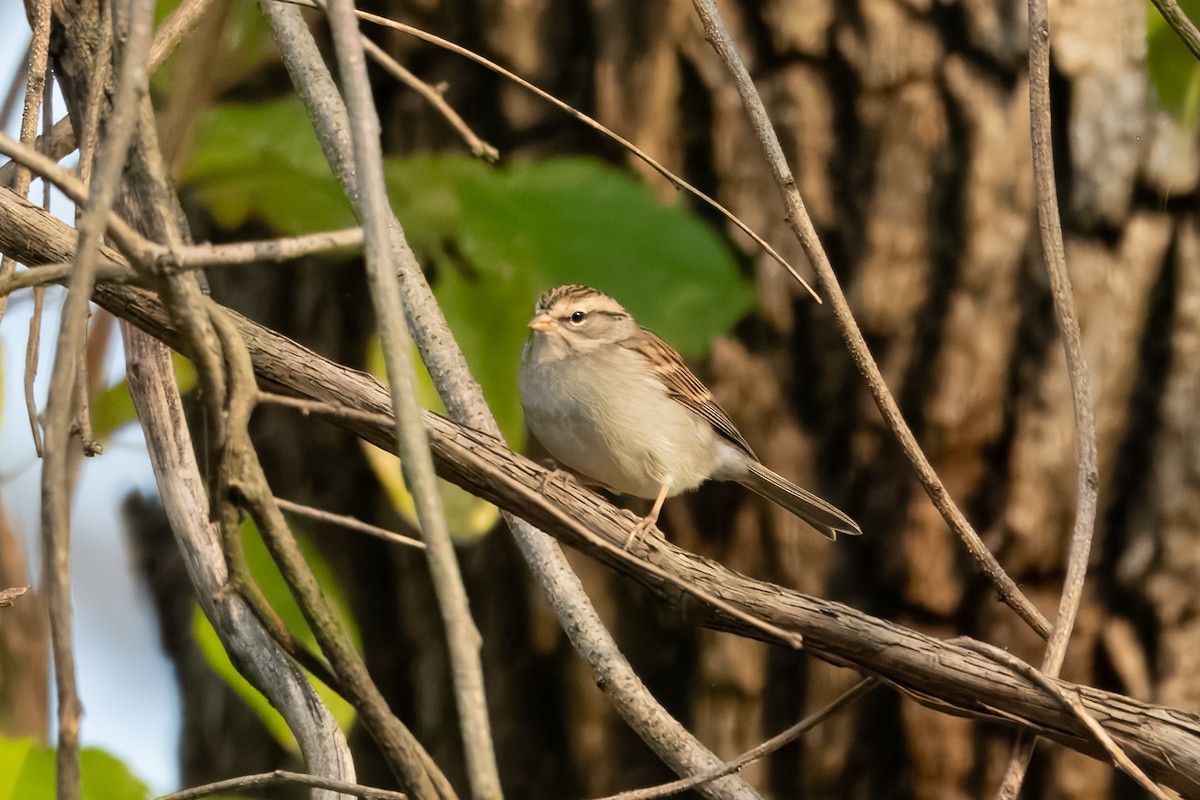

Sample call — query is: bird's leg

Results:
[624,483,670,550]
[538,467,578,494]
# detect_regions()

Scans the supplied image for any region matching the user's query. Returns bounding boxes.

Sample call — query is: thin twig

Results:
[961,640,1170,800]
[73,324,99,456]
[276,497,426,550]
[320,1,503,795]
[291,1,819,304]
[155,769,410,800]
[2,261,127,295]
[0,0,51,327]
[599,677,879,800]
[358,34,497,161]
[221,292,453,797]
[994,1,1103,794]
[148,0,221,70]
[41,0,156,794]
[163,227,364,268]
[1024,0,1101,681]
[23,63,54,456]
[1150,0,1200,60]
[687,0,1051,640]
[212,312,452,799]
[23,286,47,461]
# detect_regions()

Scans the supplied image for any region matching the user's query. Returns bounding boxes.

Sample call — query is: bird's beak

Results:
[528,313,555,332]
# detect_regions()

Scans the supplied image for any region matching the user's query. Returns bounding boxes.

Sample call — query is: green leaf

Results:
[181,99,356,235]
[384,155,754,356]
[193,517,357,751]
[0,737,149,800]
[0,736,38,800]
[1147,0,1200,128]
[81,748,151,800]
[183,102,751,355]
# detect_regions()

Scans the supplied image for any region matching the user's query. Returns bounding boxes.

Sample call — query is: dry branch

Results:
[1,188,1198,797]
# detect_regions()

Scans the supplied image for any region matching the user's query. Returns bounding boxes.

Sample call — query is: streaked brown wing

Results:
[627,329,757,459]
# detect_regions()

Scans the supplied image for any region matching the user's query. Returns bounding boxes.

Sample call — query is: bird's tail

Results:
[737,462,861,540]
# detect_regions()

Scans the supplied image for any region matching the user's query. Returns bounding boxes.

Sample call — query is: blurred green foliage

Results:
[0,736,149,800]
[1147,0,1200,127]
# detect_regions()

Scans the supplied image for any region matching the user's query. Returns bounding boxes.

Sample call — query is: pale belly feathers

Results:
[520,346,732,499]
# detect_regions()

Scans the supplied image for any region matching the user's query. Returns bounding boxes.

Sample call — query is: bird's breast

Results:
[519,348,721,498]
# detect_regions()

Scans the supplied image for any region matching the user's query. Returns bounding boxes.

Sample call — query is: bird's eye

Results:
[569,310,586,324]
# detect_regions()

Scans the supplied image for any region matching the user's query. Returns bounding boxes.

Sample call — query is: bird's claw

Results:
[538,468,576,494]
[623,513,659,551]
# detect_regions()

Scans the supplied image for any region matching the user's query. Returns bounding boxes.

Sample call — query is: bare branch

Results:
[1149,0,1200,60]
[39,0,157,795]
[322,0,500,793]
[148,0,221,69]
[993,0,1104,793]
[124,325,357,800]
[599,678,878,800]
[155,769,409,800]
[1,0,52,360]
[275,497,426,550]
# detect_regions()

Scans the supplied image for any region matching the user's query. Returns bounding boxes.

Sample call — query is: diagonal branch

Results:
[1150,0,1200,60]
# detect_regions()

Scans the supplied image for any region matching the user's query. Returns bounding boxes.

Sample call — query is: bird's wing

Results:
[626,329,758,460]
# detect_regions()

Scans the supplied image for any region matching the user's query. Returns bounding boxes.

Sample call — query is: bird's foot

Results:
[538,468,577,494]
[623,512,660,551]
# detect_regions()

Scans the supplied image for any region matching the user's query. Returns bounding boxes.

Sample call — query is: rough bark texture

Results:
[36,0,1197,797]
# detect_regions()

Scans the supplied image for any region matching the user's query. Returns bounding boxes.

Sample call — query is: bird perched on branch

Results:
[519,284,861,545]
